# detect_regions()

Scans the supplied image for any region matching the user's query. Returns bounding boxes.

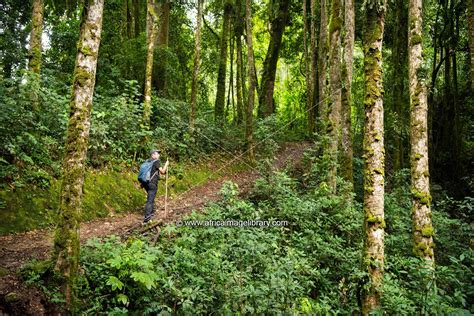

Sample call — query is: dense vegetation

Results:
[1,0,473,314]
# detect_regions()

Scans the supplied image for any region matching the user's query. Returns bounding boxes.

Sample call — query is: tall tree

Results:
[340,0,354,184]
[317,0,328,128]
[408,0,435,266]
[234,0,245,124]
[133,0,140,37]
[52,0,104,309]
[245,0,255,161]
[257,0,290,118]
[215,0,233,123]
[391,0,408,171]
[302,0,314,134]
[143,0,159,127]
[154,0,170,95]
[190,0,204,132]
[326,0,343,193]
[29,0,43,74]
[361,0,386,314]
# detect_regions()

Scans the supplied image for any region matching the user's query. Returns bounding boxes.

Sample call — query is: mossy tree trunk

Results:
[257,0,290,118]
[52,0,104,310]
[29,0,43,74]
[245,0,255,161]
[340,0,354,185]
[214,0,233,124]
[235,0,244,125]
[362,1,386,314]
[326,0,342,193]
[408,0,435,266]
[143,0,159,127]
[317,0,328,130]
[189,0,204,133]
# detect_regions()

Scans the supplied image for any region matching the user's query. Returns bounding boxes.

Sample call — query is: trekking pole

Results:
[165,162,169,218]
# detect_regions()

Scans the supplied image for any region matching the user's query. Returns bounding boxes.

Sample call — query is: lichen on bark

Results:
[52,0,104,310]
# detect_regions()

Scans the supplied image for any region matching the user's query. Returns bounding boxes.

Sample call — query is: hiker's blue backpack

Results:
[138,159,157,184]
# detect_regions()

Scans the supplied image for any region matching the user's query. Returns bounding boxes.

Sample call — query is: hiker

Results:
[138,149,169,223]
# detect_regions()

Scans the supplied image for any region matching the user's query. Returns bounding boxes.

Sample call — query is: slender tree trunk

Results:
[303,0,314,135]
[469,0,474,90]
[362,2,386,314]
[154,1,170,95]
[341,0,354,184]
[258,0,290,118]
[143,0,159,127]
[29,0,43,74]
[190,0,204,132]
[408,0,435,267]
[126,0,132,38]
[214,0,233,124]
[310,0,318,125]
[52,0,104,310]
[392,0,408,172]
[318,0,328,128]
[134,0,140,37]
[327,0,343,193]
[245,0,255,161]
[235,0,244,125]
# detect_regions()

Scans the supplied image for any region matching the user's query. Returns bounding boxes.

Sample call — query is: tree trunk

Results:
[190,0,204,132]
[408,0,435,267]
[154,1,170,95]
[29,0,43,74]
[126,0,132,38]
[362,2,386,314]
[318,0,328,128]
[326,0,342,193]
[310,0,318,127]
[303,0,314,135]
[215,0,233,124]
[245,0,255,161]
[341,0,354,185]
[469,0,474,90]
[52,0,104,310]
[258,0,290,118]
[133,0,140,37]
[235,0,245,125]
[143,0,159,127]
[391,0,408,172]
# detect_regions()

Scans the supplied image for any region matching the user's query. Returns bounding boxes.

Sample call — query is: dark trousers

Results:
[143,183,158,222]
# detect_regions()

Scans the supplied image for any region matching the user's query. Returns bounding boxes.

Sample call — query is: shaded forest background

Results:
[0,0,473,314]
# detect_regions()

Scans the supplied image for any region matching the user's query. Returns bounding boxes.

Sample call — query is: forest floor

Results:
[0,141,310,315]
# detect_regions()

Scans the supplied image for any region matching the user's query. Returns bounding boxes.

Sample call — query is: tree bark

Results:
[408,0,435,267]
[341,0,354,184]
[245,0,255,161]
[143,0,159,127]
[29,0,43,74]
[235,0,244,125]
[215,0,233,124]
[52,0,104,310]
[362,2,386,314]
[326,0,342,193]
[258,0,290,118]
[318,0,328,129]
[126,0,132,38]
[190,0,204,132]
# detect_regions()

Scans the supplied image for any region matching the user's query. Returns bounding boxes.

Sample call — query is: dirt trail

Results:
[0,142,310,313]
[0,142,309,274]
